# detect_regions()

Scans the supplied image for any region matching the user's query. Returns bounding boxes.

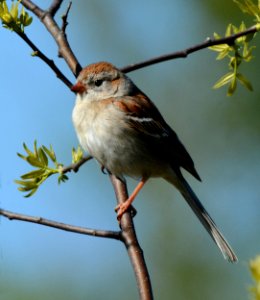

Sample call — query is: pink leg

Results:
[115,177,147,221]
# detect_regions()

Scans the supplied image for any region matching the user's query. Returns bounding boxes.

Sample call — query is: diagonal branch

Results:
[21,0,82,76]
[16,31,72,88]
[121,24,258,73]
[0,209,121,240]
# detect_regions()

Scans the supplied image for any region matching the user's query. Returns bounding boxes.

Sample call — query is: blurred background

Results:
[1,0,260,299]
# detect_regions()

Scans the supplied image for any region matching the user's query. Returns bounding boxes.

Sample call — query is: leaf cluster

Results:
[209,0,260,95]
[15,141,69,197]
[0,0,32,33]
[234,0,260,22]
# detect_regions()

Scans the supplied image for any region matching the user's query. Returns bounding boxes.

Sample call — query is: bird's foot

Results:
[115,202,137,221]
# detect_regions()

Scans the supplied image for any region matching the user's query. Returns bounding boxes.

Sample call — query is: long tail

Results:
[167,174,237,262]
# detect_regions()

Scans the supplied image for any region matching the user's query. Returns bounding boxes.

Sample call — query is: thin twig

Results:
[0,209,122,240]
[16,31,73,88]
[62,155,93,173]
[61,1,72,36]
[121,25,258,73]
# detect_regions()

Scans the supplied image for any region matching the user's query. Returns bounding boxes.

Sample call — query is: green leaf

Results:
[10,2,19,21]
[234,0,260,21]
[213,32,221,39]
[209,44,230,52]
[42,145,56,162]
[21,169,46,179]
[15,179,38,189]
[225,23,233,36]
[38,148,48,166]
[23,142,34,157]
[27,156,44,168]
[18,185,36,192]
[24,13,32,26]
[33,140,38,157]
[227,76,237,96]
[72,146,84,164]
[15,179,32,187]
[237,73,253,90]
[1,12,12,23]
[213,72,234,89]
[17,152,27,161]
[58,174,69,184]
[216,48,231,60]
[24,188,38,198]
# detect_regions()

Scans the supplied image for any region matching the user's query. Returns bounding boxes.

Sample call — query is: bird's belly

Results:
[85,124,167,179]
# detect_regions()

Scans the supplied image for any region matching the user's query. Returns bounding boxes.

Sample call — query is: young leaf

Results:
[237,72,253,90]
[38,148,48,166]
[27,156,44,168]
[72,146,84,164]
[10,2,19,21]
[24,188,38,198]
[21,169,46,180]
[227,76,237,96]
[213,72,234,89]
[23,142,34,156]
[42,145,56,163]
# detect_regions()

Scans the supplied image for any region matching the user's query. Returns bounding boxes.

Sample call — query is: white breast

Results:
[72,96,169,179]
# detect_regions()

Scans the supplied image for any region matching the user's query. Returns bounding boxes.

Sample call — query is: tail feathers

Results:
[172,176,237,262]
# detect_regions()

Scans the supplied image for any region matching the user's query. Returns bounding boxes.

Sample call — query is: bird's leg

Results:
[115,177,147,221]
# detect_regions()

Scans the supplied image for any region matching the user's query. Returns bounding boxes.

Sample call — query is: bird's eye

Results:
[94,79,103,87]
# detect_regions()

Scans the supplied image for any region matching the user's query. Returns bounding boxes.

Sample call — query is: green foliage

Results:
[209,0,260,95]
[0,0,32,33]
[72,146,84,164]
[209,22,256,96]
[249,255,260,300]
[15,141,70,197]
[234,0,260,22]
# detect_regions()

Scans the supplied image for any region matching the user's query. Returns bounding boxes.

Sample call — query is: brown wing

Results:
[113,93,201,181]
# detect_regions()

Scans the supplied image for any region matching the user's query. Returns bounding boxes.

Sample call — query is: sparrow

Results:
[71,61,237,262]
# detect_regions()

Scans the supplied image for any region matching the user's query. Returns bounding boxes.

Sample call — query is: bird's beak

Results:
[71,81,86,94]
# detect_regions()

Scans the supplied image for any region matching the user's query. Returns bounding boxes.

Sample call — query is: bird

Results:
[71,61,237,262]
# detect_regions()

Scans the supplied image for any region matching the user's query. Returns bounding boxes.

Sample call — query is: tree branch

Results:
[0,209,121,240]
[121,25,258,73]
[16,31,73,88]
[21,0,82,76]
[110,175,154,300]
[62,155,93,173]
[48,0,63,17]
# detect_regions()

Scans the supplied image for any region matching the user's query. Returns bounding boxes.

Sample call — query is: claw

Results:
[101,165,108,174]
